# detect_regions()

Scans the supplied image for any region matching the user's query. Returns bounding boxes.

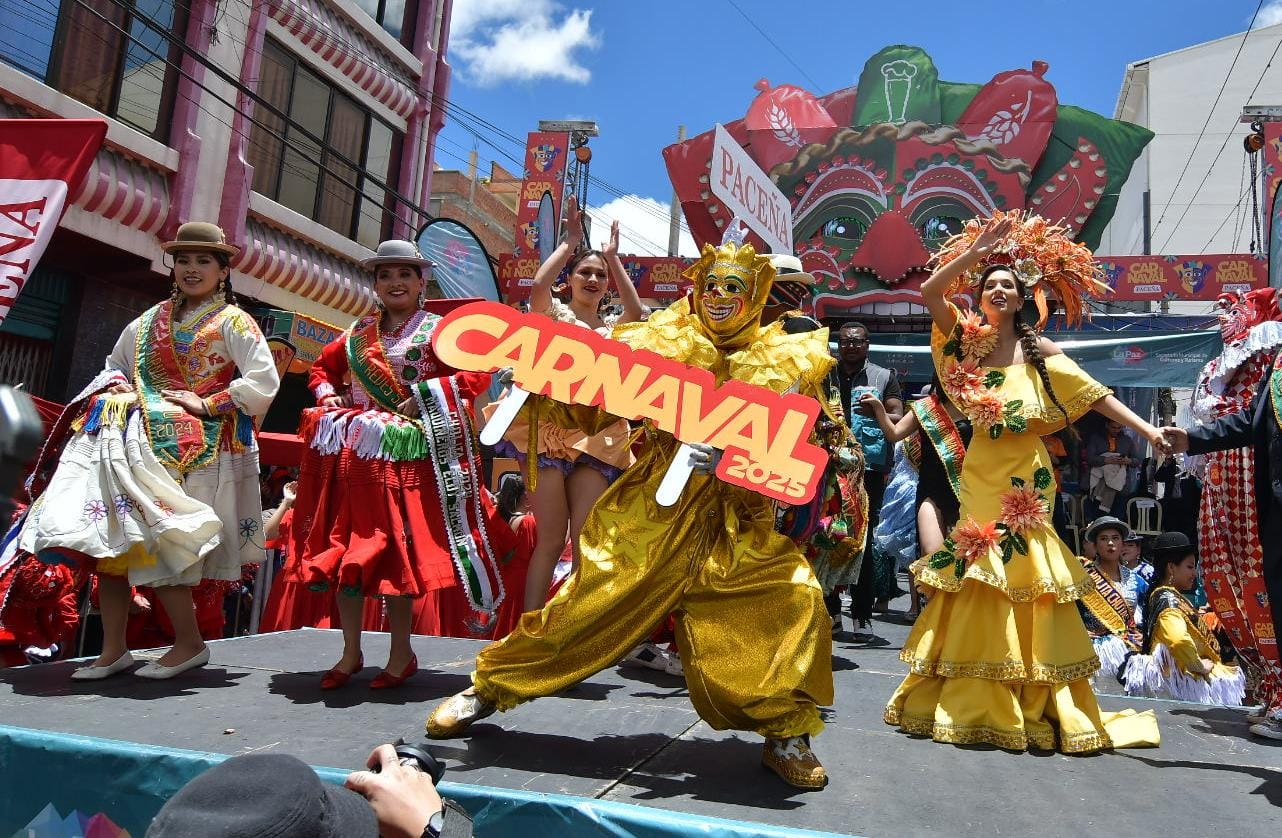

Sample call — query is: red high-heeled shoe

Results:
[370,655,418,690]
[320,654,363,690]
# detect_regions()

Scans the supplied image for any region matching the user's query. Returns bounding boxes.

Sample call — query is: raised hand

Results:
[564,195,585,250]
[602,219,620,259]
[972,215,1016,257]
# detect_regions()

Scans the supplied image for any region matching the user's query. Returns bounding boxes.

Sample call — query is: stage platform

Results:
[2,609,1280,836]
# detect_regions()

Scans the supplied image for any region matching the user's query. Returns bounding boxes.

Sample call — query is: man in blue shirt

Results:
[835,322,903,637]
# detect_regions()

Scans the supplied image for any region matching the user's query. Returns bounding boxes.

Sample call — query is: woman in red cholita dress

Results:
[289,240,505,689]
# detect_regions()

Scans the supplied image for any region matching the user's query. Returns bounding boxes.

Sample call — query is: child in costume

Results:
[289,240,504,689]
[1121,532,1246,705]
[427,241,837,790]
[863,382,972,619]
[484,198,642,612]
[21,222,279,679]
[884,213,1166,752]
[1076,516,1146,681]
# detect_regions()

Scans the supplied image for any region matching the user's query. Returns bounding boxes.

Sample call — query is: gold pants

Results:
[472,465,834,740]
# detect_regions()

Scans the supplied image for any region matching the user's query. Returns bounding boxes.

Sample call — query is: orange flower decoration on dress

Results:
[958,311,998,361]
[941,360,984,399]
[999,485,1049,534]
[968,391,1006,430]
[953,518,1000,564]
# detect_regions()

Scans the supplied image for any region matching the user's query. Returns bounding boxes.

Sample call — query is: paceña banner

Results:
[0,119,106,327]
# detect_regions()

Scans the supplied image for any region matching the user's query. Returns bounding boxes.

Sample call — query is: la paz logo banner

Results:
[0,119,107,326]
[432,301,829,504]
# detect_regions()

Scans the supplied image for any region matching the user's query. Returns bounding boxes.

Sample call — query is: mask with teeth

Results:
[685,242,775,348]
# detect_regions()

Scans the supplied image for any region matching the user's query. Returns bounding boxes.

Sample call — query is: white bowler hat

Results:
[766,253,816,286]
[360,239,434,271]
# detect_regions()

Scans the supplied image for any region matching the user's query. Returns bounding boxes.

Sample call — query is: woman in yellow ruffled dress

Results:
[884,214,1165,752]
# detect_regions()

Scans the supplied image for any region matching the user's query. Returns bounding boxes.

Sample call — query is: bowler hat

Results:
[1085,515,1131,543]
[161,221,239,257]
[1150,531,1197,559]
[361,239,434,271]
[146,753,376,837]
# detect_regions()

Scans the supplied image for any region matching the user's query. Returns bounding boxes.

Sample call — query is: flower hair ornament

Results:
[930,210,1110,329]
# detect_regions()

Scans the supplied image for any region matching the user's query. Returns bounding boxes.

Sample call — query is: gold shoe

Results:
[761,736,828,790]
[426,689,496,739]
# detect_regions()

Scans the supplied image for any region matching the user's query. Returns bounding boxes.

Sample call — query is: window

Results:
[351,0,417,47]
[247,39,403,248]
[0,0,185,141]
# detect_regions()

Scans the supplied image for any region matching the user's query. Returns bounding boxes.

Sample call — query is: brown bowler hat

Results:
[161,222,240,257]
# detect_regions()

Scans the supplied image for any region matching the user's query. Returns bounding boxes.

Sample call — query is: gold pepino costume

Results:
[467,243,836,742]
[884,304,1160,752]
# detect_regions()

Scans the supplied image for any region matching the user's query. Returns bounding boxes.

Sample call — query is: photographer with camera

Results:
[146,743,472,837]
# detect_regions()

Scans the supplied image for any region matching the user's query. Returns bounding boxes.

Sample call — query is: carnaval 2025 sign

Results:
[432,302,828,504]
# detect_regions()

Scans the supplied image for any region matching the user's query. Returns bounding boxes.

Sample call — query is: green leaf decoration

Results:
[954,558,966,579]
[989,425,1003,440]
[1012,532,1029,554]
[1034,467,1053,490]
[1001,540,1014,564]
[1007,414,1028,433]
[943,339,961,358]
[1010,476,1026,488]
[983,370,1007,388]
[1004,399,1024,414]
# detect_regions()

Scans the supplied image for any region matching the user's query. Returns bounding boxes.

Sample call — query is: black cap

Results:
[146,753,376,838]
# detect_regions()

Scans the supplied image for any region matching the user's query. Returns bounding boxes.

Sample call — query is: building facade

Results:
[1099,22,1282,263]
[429,158,518,258]
[0,0,454,403]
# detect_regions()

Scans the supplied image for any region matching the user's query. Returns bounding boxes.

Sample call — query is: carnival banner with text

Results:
[500,253,693,300]
[1094,254,1265,301]
[0,119,106,327]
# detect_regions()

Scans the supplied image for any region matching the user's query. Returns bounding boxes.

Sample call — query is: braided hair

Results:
[980,265,1076,437]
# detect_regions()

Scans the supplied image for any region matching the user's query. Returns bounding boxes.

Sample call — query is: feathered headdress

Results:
[930,210,1109,329]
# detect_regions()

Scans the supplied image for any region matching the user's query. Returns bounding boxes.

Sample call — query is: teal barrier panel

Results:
[0,725,856,837]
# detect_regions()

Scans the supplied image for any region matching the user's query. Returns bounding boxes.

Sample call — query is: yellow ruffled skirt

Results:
[885,579,1159,752]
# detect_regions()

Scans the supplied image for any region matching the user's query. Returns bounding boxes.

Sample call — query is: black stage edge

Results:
[2,609,1280,836]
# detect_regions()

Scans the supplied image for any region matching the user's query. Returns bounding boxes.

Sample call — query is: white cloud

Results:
[586,195,698,258]
[1254,1,1282,28]
[450,0,600,85]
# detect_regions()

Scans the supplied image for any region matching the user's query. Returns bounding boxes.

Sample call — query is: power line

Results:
[1155,26,1282,252]
[722,0,823,90]
[1150,0,1267,246]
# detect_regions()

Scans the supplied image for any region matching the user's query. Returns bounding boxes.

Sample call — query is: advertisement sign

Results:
[1095,254,1265,301]
[0,119,106,327]
[506,131,571,299]
[709,123,792,255]
[500,254,693,299]
[251,308,343,373]
[868,329,1223,387]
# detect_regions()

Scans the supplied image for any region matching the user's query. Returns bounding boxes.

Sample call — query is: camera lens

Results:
[394,743,445,785]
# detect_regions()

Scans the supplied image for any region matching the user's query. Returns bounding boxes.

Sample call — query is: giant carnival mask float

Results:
[664,45,1154,317]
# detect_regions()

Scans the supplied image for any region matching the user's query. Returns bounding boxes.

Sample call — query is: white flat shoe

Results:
[135,647,209,680]
[70,651,135,680]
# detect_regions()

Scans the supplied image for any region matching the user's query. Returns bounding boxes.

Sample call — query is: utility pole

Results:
[668,125,686,256]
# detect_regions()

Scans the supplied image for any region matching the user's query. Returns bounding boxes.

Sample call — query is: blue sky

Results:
[438,0,1282,255]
